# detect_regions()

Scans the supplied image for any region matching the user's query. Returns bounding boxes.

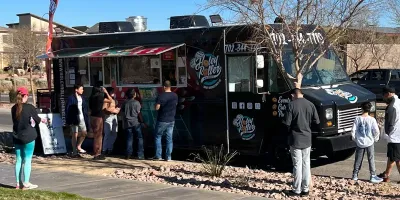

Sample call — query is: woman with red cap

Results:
[11,87,46,190]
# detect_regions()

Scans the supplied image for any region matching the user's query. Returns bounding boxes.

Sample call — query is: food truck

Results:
[37,16,376,169]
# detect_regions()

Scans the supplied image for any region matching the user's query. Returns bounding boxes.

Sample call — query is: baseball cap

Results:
[17,87,29,96]
[383,86,395,94]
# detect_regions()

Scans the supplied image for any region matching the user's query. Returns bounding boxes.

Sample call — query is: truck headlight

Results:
[370,101,376,112]
[325,108,333,120]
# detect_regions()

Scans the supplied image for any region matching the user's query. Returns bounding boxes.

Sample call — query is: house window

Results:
[2,35,12,44]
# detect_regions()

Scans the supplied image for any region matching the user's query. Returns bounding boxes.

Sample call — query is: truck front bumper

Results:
[313,133,356,154]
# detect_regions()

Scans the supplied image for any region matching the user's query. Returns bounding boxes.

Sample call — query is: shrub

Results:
[190,144,238,177]
[9,89,17,103]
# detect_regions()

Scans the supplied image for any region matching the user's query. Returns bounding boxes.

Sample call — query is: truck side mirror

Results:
[256,55,264,69]
[256,79,264,88]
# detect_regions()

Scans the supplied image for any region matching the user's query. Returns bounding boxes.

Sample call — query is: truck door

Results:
[368,70,388,99]
[226,55,265,154]
[388,70,400,96]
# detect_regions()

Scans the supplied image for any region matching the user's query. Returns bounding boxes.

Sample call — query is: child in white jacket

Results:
[351,102,383,183]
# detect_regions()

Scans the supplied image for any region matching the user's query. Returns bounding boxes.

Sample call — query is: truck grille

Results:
[337,107,362,133]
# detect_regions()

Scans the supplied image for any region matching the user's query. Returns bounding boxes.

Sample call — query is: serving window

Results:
[60,44,187,88]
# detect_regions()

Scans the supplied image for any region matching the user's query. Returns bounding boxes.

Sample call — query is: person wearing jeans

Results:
[102,87,120,155]
[351,102,383,183]
[121,88,147,159]
[154,81,178,161]
[11,87,46,190]
[283,88,320,197]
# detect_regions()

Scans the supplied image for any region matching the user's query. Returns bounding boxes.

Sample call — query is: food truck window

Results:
[162,60,177,86]
[104,57,117,86]
[89,57,103,86]
[176,46,187,86]
[268,56,290,93]
[118,56,161,85]
[78,58,90,86]
[227,56,254,92]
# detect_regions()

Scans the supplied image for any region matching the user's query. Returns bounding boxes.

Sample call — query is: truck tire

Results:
[270,144,292,172]
[328,148,356,161]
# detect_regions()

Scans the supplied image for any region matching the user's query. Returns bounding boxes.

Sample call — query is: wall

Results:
[346,44,400,74]
[0,32,13,68]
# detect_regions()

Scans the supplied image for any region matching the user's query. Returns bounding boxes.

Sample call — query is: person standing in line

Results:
[351,102,383,183]
[12,87,46,189]
[283,88,320,197]
[154,80,178,161]
[121,88,146,159]
[102,87,120,155]
[89,83,112,160]
[66,84,90,157]
[378,87,400,182]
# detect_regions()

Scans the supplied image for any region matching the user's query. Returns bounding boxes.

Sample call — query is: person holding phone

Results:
[11,87,47,189]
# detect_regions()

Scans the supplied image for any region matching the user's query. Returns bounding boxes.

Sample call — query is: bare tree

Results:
[9,25,46,105]
[339,27,395,74]
[388,0,400,25]
[206,0,379,88]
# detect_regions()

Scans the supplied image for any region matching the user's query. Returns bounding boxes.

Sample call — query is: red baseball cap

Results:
[17,87,29,96]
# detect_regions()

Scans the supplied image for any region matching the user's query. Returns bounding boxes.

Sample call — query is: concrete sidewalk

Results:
[0,163,268,200]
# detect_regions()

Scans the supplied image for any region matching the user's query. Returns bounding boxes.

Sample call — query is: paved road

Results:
[0,163,266,200]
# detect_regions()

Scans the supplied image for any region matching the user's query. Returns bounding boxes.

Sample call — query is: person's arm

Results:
[282,103,293,132]
[386,107,397,135]
[155,96,161,110]
[102,87,112,103]
[351,118,358,141]
[30,105,42,123]
[312,104,320,125]
[372,118,380,142]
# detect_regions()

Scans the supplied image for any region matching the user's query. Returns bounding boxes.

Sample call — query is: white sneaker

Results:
[22,182,38,190]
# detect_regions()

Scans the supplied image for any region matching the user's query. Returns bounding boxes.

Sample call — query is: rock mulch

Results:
[109,162,400,199]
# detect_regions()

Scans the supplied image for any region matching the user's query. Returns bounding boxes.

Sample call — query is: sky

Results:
[0,0,215,30]
[0,0,396,30]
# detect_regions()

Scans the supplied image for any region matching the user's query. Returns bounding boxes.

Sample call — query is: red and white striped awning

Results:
[89,43,185,57]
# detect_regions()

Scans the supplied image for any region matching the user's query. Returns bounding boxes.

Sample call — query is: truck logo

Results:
[325,89,358,103]
[190,51,222,89]
[233,114,256,140]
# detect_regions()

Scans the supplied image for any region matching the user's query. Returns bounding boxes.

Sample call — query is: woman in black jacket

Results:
[11,87,46,190]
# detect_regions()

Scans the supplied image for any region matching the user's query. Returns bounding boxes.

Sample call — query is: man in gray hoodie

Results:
[378,87,400,182]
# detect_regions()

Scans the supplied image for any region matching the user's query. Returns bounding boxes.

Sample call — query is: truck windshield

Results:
[282,49,349,86]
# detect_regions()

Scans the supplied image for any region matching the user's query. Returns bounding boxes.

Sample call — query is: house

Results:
[0,13,85,69]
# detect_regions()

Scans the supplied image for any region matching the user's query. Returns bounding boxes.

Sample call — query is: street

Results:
[0,108,396,183]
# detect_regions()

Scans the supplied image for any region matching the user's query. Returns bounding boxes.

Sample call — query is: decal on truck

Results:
[233,114,256,140]
[190,51,222,89]
[325,89,358,103]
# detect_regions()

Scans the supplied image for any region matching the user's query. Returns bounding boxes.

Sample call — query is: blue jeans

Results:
[125,125,144,158]
[154,121,175,160]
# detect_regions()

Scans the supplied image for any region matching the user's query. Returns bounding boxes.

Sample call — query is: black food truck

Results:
[37,16,376,169]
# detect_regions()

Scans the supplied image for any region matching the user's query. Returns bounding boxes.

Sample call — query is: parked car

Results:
[350,69,400,100]
[2,66,12,72]
[27,65,41,73]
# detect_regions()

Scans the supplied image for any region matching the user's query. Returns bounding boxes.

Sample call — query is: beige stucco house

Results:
[0,13,85,69]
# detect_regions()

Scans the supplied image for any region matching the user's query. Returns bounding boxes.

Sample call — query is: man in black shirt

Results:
[283,88,320,197]
[154,81,178,161]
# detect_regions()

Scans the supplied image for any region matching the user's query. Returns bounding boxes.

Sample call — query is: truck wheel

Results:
[328,148,356,161]
[271,144,292,172]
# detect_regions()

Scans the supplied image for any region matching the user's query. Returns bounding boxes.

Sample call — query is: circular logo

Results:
[272,104,277,110]
[273,111,278,116]
[272,97,277,103]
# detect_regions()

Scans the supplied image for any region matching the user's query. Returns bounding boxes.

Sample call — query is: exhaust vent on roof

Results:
[170,15,210,29]
[98,21,134,33]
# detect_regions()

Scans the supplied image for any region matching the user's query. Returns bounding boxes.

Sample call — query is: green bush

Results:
[9,89,17,103]
[190,144,238,177]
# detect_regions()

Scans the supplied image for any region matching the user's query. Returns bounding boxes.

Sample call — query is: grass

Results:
[0,187,92,200]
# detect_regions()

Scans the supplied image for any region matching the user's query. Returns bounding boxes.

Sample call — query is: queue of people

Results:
[64,80,178,161]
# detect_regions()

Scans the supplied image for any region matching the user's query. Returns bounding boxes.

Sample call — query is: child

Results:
[351,102,383,183]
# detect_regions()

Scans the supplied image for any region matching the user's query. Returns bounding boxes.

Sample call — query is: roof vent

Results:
[170,15,210,29]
